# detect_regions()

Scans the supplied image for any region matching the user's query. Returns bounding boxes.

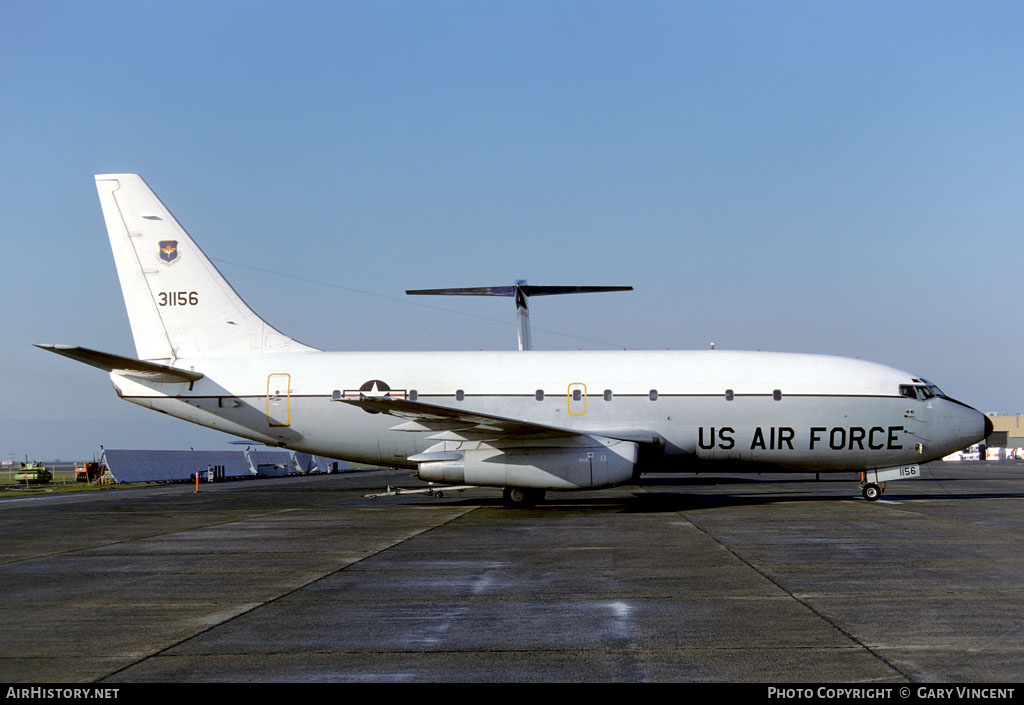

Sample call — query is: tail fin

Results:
[94,174,317,361]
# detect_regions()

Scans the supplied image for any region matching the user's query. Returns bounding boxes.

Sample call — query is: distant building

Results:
[984,414,1024,448]
[100,449,351,484]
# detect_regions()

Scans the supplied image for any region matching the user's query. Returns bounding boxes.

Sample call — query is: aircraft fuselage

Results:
[40,174,989,504]
[109,348,986,473]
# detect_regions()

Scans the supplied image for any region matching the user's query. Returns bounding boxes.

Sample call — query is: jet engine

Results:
[413,435,638,490]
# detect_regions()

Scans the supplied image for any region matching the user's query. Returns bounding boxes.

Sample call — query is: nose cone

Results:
[958,405,990,448]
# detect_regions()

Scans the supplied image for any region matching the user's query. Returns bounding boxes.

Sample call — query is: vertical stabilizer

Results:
[95,174,317,361]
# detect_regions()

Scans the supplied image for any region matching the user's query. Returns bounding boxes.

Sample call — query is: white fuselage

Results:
[109,348,987,475]
[62,174,988,497]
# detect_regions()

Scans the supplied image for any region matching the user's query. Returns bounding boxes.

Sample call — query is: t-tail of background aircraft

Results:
[37,174,991,506]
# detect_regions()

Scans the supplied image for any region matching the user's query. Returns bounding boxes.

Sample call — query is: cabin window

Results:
[572,389,582,402]
[725,389,734,401]
[649,389,658,401]
[455,389,465,401]
[535,389,544,401]
[773,389,782,401]
[409,389,418,401]
[604,389,613,401]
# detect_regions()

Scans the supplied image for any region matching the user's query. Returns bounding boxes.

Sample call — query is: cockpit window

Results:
[900,384,937,400]
[920,378,947,398]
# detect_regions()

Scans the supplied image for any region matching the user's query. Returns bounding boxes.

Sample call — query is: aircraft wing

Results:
[333,394,580,440]
[34,344,204,384]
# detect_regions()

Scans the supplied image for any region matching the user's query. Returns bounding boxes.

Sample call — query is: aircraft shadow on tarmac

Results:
[421,488,856,513]
[429,492,850,512]
[418,472,1024,512]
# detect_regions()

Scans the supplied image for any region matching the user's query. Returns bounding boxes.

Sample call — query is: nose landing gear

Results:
[859,465,921,502]
[861,482,883,501]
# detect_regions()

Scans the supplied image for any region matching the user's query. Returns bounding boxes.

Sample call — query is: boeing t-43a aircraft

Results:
[37,174,990,506]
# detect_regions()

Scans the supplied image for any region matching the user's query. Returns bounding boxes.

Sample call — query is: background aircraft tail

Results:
[94,174,317,361]
[406,282,633,351]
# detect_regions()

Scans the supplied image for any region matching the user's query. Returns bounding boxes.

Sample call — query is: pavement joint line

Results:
[93,503,481,683]
[669,495,913,683]
[130,644,882,658]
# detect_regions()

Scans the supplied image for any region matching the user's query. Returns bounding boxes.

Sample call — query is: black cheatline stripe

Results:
[123,392,904,401]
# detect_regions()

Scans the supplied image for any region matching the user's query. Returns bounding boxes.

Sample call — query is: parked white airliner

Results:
[37,174,990,505]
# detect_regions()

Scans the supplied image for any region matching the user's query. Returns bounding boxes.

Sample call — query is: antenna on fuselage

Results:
[405,281,633,351]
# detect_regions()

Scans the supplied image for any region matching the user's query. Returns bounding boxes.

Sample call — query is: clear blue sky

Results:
[2,1,1022,460]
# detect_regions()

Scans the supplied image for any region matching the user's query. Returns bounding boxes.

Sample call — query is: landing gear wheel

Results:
[502,487,545,508]
[862,483,881,501]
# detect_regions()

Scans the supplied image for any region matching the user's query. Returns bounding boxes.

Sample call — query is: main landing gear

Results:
[502,487,546,508]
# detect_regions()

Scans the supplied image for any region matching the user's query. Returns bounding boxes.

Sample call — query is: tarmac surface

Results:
[1,461,1022,683]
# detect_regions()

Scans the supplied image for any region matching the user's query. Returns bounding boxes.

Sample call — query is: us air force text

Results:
[699,426,906,451]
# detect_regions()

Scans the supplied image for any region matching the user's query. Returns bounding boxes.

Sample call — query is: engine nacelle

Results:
[416,435,638,490]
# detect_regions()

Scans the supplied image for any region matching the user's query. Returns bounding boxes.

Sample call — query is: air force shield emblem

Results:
[158,240,180,264]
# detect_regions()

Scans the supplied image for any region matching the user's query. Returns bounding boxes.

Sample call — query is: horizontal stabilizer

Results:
[34,344,203,384]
